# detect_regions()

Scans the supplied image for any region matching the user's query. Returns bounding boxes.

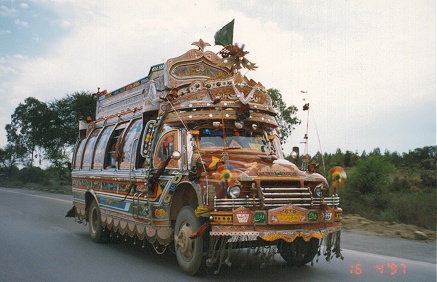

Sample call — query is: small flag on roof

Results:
[214,19,234,46]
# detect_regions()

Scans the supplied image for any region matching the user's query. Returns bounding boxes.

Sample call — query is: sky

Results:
[0,0,435,157]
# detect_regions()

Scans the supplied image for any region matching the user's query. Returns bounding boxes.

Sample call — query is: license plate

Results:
[268,204,308,225]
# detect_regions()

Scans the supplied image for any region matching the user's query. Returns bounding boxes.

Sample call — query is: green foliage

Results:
[49,91,96,146]
[267,88,300,142]
[378,209,400,223]
[390,175,414,192]
[17,167,48,184]
[0,165,19,178]
[420,172,437,188]
[44,91,96,167]
[318,146,436,171]
[343,150,358,167]
[348,156,395,194]
[386,192,437,230]
[6,97,51,166]
[335,148,436,230]
[0,166,71,193]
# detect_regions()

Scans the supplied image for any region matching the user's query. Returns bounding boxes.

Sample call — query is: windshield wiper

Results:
[225,146,242,150]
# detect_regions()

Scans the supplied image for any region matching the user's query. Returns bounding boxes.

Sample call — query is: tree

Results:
[267,88,300,142]
[44,91,96,166]
[5,92,96,168]
[348,155,394,194]
[6,97,51,167]
[344,150,358,167]
[369,147,381,156]
[4,124,27,168]
[0,145,21,175]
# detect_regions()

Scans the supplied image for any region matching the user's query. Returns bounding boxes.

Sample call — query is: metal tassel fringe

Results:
[322,231,343,261]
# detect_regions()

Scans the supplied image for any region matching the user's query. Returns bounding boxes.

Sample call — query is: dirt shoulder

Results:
[341,214,436,242]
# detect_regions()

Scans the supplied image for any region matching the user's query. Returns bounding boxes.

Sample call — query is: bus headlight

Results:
[227,185,241,199]
[313,183,326,198]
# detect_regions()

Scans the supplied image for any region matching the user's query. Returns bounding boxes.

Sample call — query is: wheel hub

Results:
[176,224,193,256]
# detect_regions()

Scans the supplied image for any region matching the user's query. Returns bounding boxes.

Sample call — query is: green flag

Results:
[214,19,234,46]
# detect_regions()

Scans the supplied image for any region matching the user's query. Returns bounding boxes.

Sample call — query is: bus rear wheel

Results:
[89,200,108,243]
[174,206,203,275]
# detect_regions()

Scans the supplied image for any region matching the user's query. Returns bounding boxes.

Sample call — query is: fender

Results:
[168,181,199,221]
[84,189,99,219]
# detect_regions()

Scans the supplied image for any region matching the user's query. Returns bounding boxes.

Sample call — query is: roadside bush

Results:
[390,176,412,192]
[17,167,48,184]
[339,156,394,218]
[0,166,19,178]
[348,156,394,194]
[379,209,400,223]
[387,192,437,230]
[420,172,436,188]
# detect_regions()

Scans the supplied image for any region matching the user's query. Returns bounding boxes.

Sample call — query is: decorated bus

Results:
[67,22,344,275]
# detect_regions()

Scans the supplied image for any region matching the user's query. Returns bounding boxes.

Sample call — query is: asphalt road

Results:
[0,187,435,282]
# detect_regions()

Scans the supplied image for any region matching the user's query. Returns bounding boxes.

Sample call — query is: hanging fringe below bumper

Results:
[321,230,343,262]
[206,230,343,274]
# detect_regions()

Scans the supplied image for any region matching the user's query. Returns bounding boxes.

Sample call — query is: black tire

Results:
[88,200,107,243]
[174,206,203,275]
[280,237,319,266]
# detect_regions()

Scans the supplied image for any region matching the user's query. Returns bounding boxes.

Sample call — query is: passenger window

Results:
[82,129,101,169]
[73,139,86,169]
[153,130,178,169]
[93,125,114,169]
[119,119,143,170]
[105,123,128,169]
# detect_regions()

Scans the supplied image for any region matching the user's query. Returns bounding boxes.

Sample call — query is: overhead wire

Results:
[311,111,326,175]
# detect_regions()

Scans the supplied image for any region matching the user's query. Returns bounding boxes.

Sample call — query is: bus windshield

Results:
[199,128,270,153]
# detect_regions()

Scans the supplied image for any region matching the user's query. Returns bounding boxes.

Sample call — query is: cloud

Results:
[19,3,29,9]
[0,57,17,77]
[60,20,71,28]
[13,54,27,59]
[14,19,29,27]
[0,5,16,16]
[0,30,12,35]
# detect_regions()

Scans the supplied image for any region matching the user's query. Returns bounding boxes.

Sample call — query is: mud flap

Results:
[65,206,76,217]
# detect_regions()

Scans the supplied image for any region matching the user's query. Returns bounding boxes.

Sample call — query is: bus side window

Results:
[135,136,146,169]
[120,119,143,170]
[82,129,101,169]
[93,125,114,169]
[73,139,86,169]
[105,123,128,169]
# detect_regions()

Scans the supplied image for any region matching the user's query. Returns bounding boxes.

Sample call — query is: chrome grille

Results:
[214,196,260,211]
[313,196,340,206]
[261,185,312,208]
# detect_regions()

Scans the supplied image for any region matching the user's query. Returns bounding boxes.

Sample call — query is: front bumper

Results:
[209,204,342,242]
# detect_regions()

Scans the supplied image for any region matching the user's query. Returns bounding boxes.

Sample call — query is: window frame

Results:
[153,129,179,169]
[119,119,143,170]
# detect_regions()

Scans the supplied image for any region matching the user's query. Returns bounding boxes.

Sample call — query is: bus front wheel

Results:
[174,206,203,275]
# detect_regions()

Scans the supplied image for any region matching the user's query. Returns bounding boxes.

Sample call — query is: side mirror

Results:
[290,146,299,161]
